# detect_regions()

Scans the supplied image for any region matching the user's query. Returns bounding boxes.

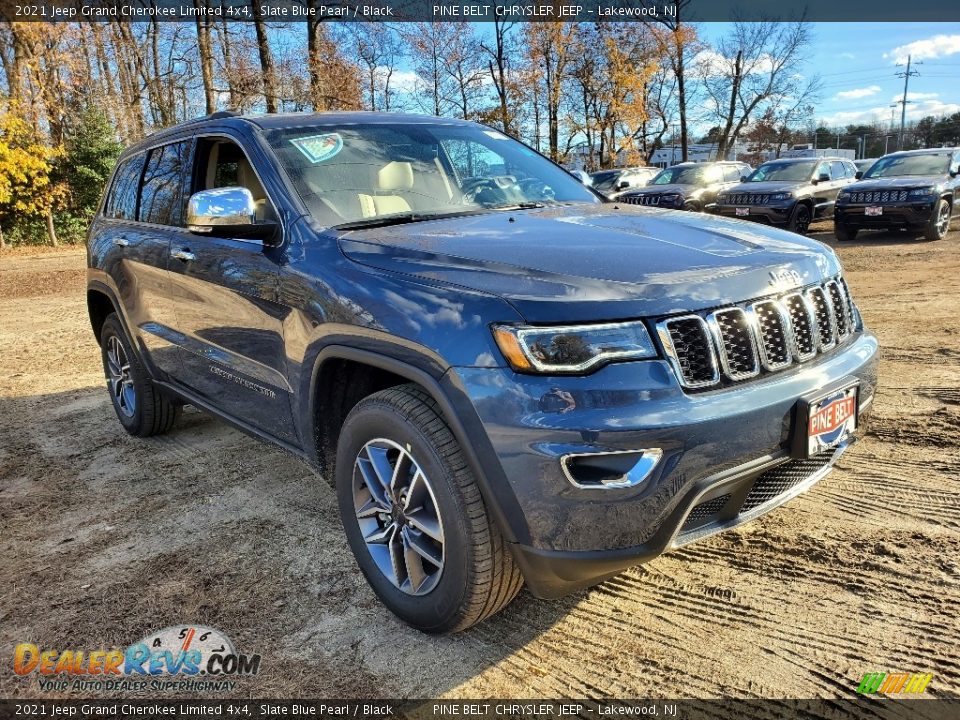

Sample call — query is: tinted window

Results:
[830,162,847,181]
[105,154,146,221]
[844,162,858,178]
[723,166,742,182]
[139,141,191,226]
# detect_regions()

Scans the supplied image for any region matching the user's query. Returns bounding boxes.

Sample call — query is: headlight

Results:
[770,192,793,201]
[492,320,658,374]
[837,191,850,200]
[908,186,936,197]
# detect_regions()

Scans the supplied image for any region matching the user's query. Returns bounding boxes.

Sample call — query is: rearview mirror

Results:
[855,171,863,180]
[187,187,277,241]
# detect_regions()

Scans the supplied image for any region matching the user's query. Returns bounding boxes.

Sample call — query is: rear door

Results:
[164,134,298,444]
[96,146,186,380]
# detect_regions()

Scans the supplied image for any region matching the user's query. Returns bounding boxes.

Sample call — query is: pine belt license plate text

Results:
[865,206,883,216]
[807,385,859,456]
[736,207,750,216]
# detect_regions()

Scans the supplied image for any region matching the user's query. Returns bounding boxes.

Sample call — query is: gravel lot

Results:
[1,223,958,701]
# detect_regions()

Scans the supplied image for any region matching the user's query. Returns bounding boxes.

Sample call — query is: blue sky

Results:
[698,22,960,128]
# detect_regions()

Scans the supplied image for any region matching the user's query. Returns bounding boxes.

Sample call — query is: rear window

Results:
[138,141,191,226]
[104,154,146,221]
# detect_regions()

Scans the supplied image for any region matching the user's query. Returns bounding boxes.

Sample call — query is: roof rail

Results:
[180,110,239,126]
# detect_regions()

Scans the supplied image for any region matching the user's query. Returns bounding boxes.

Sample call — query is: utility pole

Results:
[895,55,921,150]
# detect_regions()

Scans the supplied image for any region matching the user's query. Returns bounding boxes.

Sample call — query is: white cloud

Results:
[692,49,777,77]
[835,86,881,100]
[838,52,856,61]
[377,68,422,94]
[889,91,940,102]
[885,34,960,63]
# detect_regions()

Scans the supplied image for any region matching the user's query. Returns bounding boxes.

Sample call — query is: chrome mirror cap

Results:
[187,187,257,232]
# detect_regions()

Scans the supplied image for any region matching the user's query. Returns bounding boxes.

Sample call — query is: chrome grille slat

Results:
[659,275,857,390]
[708,308,760,380]
[749,300,793,371]
[805,286,837,351]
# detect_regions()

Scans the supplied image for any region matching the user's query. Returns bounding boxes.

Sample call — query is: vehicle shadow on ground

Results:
[0,385,588,698]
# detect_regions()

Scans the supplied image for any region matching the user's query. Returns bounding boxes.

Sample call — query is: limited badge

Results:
[290,133,343,164]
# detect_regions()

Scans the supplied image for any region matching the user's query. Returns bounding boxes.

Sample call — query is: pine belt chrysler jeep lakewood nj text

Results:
[87,112,879,633]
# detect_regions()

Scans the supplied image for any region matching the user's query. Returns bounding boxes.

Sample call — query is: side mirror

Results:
[950,168,959,178]
[740,174,750,182]
[855,171,863,180]
[817,172,831,183]
[187,187,277,241]
[616,179,630,190]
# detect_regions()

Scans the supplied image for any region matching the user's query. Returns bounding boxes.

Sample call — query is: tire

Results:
[923,198,951,241]
[100,313,180,437]
[787,203,812,235]
[834,223,858,242]
[682,200,700,212]
[335,384,523,633]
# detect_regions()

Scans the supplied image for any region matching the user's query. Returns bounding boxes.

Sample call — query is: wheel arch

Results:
[306,344,528,545]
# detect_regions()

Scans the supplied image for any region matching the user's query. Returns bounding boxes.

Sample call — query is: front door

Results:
[165,136,298,444]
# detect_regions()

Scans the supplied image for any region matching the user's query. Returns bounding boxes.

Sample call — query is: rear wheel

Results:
[924,198,951,241]
[335,384,523,633]
[834,223,858,242]
[787,203,812,235]
[100,313,180,437]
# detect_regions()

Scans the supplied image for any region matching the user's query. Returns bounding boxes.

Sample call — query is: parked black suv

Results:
[834,148,960,241]
[87,112,878,632]
[618,161,751,211]
[713,157,858,233]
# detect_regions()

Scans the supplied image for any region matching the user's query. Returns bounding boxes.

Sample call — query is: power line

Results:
[894,55,922,150]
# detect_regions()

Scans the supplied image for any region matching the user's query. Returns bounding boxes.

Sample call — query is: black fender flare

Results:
[304,343,530,545]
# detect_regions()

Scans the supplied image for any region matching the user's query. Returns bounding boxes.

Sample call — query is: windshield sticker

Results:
[290,133,343,164]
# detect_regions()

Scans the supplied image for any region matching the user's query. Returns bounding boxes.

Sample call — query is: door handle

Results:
[113,237,129,247]
[171,249,196,262]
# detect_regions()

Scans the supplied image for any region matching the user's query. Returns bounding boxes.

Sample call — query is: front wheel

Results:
[924,198,951,241]
[100,313,180,437]
[787,203,812,235]
[335,384,523,633]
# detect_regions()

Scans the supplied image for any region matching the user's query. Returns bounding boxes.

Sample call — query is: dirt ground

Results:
[1,223,958,701]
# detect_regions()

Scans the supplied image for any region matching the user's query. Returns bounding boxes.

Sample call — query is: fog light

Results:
[561,449,663,489]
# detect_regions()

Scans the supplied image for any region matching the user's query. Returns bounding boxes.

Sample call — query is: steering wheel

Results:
[461,178,507,205]
[518,178,556,202]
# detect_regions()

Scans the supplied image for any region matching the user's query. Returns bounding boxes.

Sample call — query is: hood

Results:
[337,204,840,322]
[724,181,803,194]
[627,183,691,196]
[847,175,943,191]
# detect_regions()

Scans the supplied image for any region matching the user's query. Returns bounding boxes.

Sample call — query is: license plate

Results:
[736,207,750,216]
[865,206,883,216]
[807,385,859,456]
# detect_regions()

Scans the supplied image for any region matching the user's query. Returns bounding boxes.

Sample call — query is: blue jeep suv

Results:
[87,112,879,633]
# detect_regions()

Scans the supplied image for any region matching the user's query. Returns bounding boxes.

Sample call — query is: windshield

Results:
[864,153,950,178]
[748,161,816,182]
[265,123,598,227]
[589,170,623,192]
[651,165,719,185]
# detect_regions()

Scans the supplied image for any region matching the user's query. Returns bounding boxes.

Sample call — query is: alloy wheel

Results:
[106,335,136,418]
[795,207,811,234]
[352,438,445,595]
[936,201,950,237]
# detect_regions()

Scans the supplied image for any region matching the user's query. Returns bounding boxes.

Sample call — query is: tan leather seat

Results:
[358,161,414,218]
[206,142,272,222]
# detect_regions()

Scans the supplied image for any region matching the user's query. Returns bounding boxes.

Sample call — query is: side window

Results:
[830,161,847,180]
[951,152,960,174]
[723,166,741,182]
[104,154,146,221]
[139,141,191,226]
[843,162,857,178]
[442,139,507,181]
[816,161,831,180]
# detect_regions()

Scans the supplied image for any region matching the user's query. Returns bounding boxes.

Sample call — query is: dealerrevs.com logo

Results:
[12,625,261,693]
[857,672,934,695]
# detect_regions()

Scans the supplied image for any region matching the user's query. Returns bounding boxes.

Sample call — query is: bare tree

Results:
[346,23,402,112]
[698,20,821,159]
[249,0,279,112]
[652,0,697,161]
[194,0,216,114]
[480,18,518,135]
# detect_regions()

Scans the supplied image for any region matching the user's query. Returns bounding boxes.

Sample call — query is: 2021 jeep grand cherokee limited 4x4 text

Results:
[87,112,879,633]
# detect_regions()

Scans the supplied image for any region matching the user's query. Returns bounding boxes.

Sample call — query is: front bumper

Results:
[712,202,795,225]
[835,201,936,229]
[452,331,879,597]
